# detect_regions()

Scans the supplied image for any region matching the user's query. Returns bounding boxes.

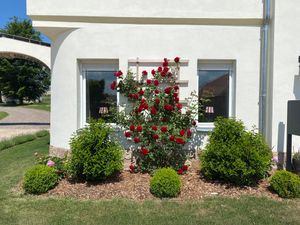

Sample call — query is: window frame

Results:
[80,62,119,128]
[197,61,235,131]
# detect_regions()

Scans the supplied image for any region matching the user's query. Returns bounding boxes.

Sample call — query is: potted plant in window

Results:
[293,152,300,172]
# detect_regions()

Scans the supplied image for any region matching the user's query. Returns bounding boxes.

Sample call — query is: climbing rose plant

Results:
[111,57,200,173]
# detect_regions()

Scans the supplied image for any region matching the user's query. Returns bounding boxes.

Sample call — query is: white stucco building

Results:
[27,0,300,160]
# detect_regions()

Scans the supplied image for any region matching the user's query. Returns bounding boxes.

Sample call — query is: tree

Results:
[0,16,41,41]
[0,17,50,104]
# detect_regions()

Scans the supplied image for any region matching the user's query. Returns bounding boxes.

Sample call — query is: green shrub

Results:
[35,130,49,137]
[23,165,58,194]
[68,120,123,181]
[0,139,14,151]
[200,118,272,186]
[150,168,181,198]
[270,170,300,198]
[13,134,36,145]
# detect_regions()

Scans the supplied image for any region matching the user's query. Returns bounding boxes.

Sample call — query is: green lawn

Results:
[0,136,300,225]
[0,111,8,120]
[23,95,51,111]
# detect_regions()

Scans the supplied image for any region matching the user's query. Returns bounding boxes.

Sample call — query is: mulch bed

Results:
[44,161,280,201]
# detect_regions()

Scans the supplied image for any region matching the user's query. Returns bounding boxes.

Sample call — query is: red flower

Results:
[178,169,183,175]
[160,126,168,132]
[146,79,152,85]
[175,97,180,103]
[157,66,163,72]
[174,57,180,63]
[161,71,166,77]
[129,164,135,171]
[133,137,140,143]
[141,99,146,104]
[114,70,123,77]
[176,137,185,145]
[187,130,192,137]
[136,125,143,132]
[173,92,178,98]
[164,104,173,111]
[124,131,131,138]
[163,58,168,67]
[152,126,158,131]
[141,148,149,156]
[133,94,139,99]
[151,69,156,76]
[154,89,160,94]
[176,104,182,110]
[150,106,157,115]
[110,81,117,90]
[182,165,188,171]
[179,130,185,136]
[154,79,159,86]
[142,70,148,76]
[169,135,175,141]
[167,72,173,77]
[152,134,159,140]
[163,67,169,73]
[192,120,197,126]
[174,85,179,91]
[164,87,172,94]
[139,89,144,95]
[130,125,135,131]
[155,98,160,105]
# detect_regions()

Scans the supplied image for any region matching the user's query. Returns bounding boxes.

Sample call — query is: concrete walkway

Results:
[0,106,50,140]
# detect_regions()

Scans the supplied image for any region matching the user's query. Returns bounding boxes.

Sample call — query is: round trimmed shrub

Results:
[270,170,300,198]
[68,120,123,181]
[200,118,272,186]
[150,168,181,198]
[23,165,58,194]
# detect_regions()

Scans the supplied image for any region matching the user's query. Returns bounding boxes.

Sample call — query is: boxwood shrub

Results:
[270,170,300,198]
[150,168,181,198]
[68,120,123,181]
[23,165,58,194]
[200,117,272,186]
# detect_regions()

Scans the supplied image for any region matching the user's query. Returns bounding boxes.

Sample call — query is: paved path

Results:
[0,106,50,140]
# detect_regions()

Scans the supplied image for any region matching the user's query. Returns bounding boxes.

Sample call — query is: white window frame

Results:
[197,61,235,132]
[80,61,119,128]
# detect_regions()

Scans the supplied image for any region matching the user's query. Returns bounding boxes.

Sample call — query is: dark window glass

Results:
[198,70,229,122]
[86,71,117,122]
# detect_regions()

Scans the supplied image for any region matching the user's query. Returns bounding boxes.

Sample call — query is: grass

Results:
[23,95,50,111]
[0,136,300,225]
[0,130,49,151]
[0,111,8,120]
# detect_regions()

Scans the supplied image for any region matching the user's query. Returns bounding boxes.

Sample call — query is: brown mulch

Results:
[44,161,280,201]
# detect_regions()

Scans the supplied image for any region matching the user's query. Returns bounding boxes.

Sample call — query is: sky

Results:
[0,0,51,43]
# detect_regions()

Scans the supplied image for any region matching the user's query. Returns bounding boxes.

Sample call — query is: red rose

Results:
[174,57,180,63]
[179,129,185,136]
[133,94,139,99]
[151,69,156,75]
[141,99,146,104]
[142,70,148,76]
[133,137,140,143]
[163,58,168,67]
[164,104,173,111]
[110,81,117,90]
[152,126,158,131]
[129,164,135,171]
[139,89,144,95]
[124,131,131,138]
[187,130,192,137]
[164,87,172,94]
[163,67,169,73]
[182,165,188,171]
[136,125,143,132]
[167,72,173,77]
[130,125,135,131]
[174,85,179,91]
[157,67,163,72]
[146,79,152,85]
[152,134,159,140]
[192,120,197,126]
[176,137,185,145]
[175,97,179,103]
[154,89,160,94]
[141,148,149,156]
[150,106,157,115]
[169,135,175,141]
[176,104,182,110]
[161,71,166,77]
[155,98,160,105]
[173,92,178,98]
[178,169,183,175]
[114,70,123,77]
[154,80,159,86]
[160,126,168,132]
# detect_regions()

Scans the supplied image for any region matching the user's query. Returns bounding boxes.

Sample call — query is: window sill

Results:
[196,123,215,132]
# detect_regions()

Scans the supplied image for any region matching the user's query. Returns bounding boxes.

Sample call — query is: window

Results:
[81,61,118,125]
[198,62,234,124]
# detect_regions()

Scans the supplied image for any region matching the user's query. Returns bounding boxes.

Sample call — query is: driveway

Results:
[0,106,50,140]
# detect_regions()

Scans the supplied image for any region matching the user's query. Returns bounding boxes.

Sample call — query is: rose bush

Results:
[111,57,201,173]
